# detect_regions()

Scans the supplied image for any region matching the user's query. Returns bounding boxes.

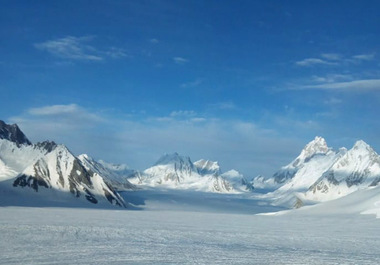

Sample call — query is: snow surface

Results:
[1,194,380,265]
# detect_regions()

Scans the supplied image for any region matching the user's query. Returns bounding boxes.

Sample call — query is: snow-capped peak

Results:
[194,159,221,175]
[154,152,193,167]
[0,120,31,146]
[98,159,129,172]
[352,140,372,152]
[299,136,329,160]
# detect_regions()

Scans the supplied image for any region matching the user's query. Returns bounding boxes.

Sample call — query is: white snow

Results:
[1,191,380,265]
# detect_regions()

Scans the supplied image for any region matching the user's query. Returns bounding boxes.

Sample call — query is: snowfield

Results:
[1,189,380,265]
[1,124,380,264]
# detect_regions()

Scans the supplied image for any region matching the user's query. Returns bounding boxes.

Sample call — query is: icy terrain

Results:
[1,197,380,265]
[1,121,380,264]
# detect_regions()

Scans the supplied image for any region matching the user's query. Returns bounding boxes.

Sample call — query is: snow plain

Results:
[1,188,380,265]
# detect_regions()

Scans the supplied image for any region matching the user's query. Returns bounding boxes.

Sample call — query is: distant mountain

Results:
[129,152,252,193]
[78,154,136,191]
[272,136,333,184]
[0,120,31,146]
[255,136,380,208]
[0,120,126,207]
[307,140,380,201]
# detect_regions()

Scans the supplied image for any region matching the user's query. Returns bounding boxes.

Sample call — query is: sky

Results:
[1,0,380,177]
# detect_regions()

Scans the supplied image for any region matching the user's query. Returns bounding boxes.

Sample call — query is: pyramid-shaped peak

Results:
[351,140,376,155]
[300,136,329,158]
[0,120,32,146]
[194,159,221,175]
[154,152,192,166]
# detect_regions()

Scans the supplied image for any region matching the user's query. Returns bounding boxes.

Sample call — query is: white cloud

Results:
[300,79,380,91]
[35,36,128,61]
[149,38,159,44]
[105,47,129,59]
[212,102,237,110]
[173,57,189,64]
[295,58,337,66]
[180,78,202,88]
[321,53,341,61]
[28,104,80,116]
[35,36,103,61]
[323,97,343,105]
[27,104,103,122]
[352,53,375,61]
[170,110,197,117]
[311,74,353,84]
[8,104,305,177]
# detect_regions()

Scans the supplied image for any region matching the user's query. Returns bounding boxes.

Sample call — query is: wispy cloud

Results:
[149,38,159,44]
[173,57,189,64]
[35,36,103,61]
[295,58,337,66]
[180,78,202,88]
[323,97,343,105]
[35,36,128,61]
[297,52,377,67]
[321,53,341,61]
[28,104,80,116]
[352,53,375,61]
[20,104,104,125]
[9,104,304,176]
[311,74,353,83]
[211,102,237,110]
[298,79,380,92]
[105,47,129,59]
[170,110,197,117]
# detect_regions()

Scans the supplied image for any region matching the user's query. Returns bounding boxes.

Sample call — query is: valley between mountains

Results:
[1,120,380,217]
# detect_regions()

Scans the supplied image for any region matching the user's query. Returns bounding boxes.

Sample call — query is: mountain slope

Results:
[272,136,333,184]
[78,154,136,191]
[306,140,380,201]
[12,143,126,206]
[132,153,252,193]
[0,120,126,207]
[258,137,380,208]
[0,120,31,146]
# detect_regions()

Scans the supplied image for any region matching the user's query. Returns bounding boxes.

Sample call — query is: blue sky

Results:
[1,0,380,177]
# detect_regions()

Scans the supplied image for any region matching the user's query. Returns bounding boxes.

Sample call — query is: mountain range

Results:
[0,121,126,207]
[254,136,380,208]
[1,120,380,211]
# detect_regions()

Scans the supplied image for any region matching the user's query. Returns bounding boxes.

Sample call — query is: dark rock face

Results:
[0,120,32,146]
[13,174,49,192]
[35,141,57,152]
[273,170,297,184]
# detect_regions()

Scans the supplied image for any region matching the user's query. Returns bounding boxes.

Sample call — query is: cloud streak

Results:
[35,36,103,61]
[8,104,305,177]
[352,53,375,61]
[180,78,202,88]
[295,58,337,66]
[299,79,380,92]
[35,36,128,61]
[173,57,189,64]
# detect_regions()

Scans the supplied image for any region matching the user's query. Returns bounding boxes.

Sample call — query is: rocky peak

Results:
[352,140,372,152]
[154,152,193,167]
[299,136,329,160]
[194,159,221,175]
[35,141,58,152]
[0,120,32,146]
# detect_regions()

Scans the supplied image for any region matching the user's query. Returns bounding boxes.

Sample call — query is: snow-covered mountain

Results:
[256,136,380,208]
[0,120,31,146]
[129,152,252,193]
[272,136,333,184]
[0,120,126,207]
[78,154,136,191]
[306,140,380,201]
